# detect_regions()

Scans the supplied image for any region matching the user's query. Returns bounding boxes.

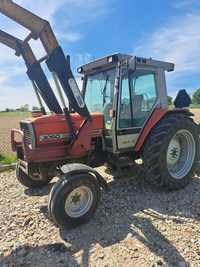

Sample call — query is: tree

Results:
[20,104,29,112]
[5,108,14,112]
[192,88,200,104]
[32,106,40,111]
[168,96,173,106]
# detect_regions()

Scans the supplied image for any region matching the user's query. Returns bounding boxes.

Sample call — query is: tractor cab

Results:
[79,54,174,152]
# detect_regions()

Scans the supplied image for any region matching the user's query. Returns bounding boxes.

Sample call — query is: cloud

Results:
[133,12,200,96]
[57,32,82,42]
[0,84,37,110]
[15,0,67,24]
[134,14,200,74]
[173,0,200,9]
[0,74,8,86]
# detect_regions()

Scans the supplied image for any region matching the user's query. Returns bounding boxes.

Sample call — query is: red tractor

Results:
[0,0,199,228]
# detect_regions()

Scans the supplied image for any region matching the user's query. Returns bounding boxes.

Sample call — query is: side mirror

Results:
[129,56,136,71]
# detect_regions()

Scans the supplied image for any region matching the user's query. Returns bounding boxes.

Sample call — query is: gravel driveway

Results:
[0,167,200,267]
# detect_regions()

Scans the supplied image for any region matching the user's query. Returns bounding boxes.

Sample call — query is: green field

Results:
[190,104,200,109]
[0,111,31,117]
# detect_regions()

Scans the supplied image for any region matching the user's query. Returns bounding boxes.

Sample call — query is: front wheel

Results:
[48,173,100,228]
[143,113,199,190]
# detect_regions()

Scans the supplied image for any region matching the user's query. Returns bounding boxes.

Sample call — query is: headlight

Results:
[77,67,83,73]
[107,56,113,63]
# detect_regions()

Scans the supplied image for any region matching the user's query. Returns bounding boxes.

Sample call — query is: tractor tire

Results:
[16,163,52,188]
[48,173,100,228]
[143,113,199,191]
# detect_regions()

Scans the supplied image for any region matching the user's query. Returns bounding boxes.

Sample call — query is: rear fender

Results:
[135,108,195,153]
[166,108,194,117]
[135,108,194,152]
[135,108,167,152]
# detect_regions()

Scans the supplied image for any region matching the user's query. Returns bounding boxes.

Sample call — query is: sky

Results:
[0,0,200,110]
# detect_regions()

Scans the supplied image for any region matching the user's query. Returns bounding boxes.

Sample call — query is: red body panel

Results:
[16,113,104,162]
[12,108,168,163]
[134,108,168,152]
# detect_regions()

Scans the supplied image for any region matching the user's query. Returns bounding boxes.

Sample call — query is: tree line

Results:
[168,88,200,106]
[2,104,40,112]
[2,88,200,112]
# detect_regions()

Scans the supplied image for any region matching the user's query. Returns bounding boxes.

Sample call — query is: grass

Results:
[190,104,200,109]
[0,154,16,165]
[0,111,31,117]
[168,104,200,109]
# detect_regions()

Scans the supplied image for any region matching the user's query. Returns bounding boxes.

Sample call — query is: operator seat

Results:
[103,102,113,128]
[132,94,144,115]
[132,94,145,126]
[119,95,144,128]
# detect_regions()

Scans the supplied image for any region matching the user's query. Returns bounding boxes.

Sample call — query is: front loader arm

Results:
[0,29,37,66]
[0,0,90,120]
[0,29,62,114]
[0,0,58,53]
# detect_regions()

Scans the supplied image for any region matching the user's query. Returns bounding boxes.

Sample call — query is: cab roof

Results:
[78,53,175,74]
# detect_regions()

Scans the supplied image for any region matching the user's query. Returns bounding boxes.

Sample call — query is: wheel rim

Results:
[65,186,94,218]
[167,129,196,179]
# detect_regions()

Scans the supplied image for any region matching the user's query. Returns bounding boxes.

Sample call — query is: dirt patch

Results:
[0,114,27,155]
[191,108,200,124]
[0,168,200,267]
[0,110,200,266]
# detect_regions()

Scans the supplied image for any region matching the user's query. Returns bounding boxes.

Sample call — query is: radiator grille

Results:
[20,122,35,148]
[23,128,32,145]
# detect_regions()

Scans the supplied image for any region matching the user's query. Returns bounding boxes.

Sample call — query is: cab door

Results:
[116,68,158,150]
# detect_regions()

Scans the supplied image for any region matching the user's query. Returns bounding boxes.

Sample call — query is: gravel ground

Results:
[0,167,200,267]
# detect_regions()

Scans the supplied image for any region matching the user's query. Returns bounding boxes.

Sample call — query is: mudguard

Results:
[135,108,195,152]
[60,163,109,191]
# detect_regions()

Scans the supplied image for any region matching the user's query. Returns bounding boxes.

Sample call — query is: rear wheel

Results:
[16,163,52,188]
[143,113,199,190]
[48,173,100,228]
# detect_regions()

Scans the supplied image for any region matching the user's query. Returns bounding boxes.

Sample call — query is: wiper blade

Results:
[102,75,109,106]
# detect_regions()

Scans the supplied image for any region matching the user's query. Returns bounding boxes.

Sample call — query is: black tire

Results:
[143,113,199,191]
[16,163,52,188]
[48,173,100,228]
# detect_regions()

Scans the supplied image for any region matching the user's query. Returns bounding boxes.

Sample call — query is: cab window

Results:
[84,68,116,129]
[119,70,157,128]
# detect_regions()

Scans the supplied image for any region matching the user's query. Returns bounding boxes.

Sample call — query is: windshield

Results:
[84,68,115,113]
[84,68,116,129]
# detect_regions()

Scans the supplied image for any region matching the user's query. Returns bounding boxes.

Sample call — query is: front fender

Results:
[60,163,109,191]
